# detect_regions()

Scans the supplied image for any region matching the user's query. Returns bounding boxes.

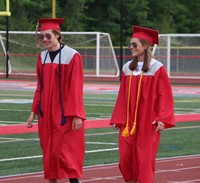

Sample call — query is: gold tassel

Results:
[122,71,143,138]
[130,71,144,136]
[122,126,130,137]
[122,71,133,138]
[130,122,136,135]
[35,21,40,48]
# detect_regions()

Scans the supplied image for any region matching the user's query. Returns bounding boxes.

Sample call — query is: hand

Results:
[26,112,35,128]
[152,121,165,133]
[72,117,82,131]
[112,124,120,130]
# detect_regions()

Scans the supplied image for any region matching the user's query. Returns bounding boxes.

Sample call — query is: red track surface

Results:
[0,155,200,183]
[0,113,200,135]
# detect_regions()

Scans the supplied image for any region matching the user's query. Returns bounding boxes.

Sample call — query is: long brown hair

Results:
[129,39,152,72]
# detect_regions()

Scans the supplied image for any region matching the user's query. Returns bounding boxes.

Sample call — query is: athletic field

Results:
[0,80,200,182]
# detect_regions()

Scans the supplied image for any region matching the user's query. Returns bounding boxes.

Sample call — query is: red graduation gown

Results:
[110,59,175,183]
[31,45,86,180]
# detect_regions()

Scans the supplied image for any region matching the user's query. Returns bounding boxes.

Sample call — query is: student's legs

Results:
[48,179,57,183]
[48,178,80,183]
[69,178,79,183]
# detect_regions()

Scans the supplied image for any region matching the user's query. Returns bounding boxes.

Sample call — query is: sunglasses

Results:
[128,42,137,49]
[40,33,52,40]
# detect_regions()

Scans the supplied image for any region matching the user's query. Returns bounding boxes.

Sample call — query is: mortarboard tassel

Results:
[35,22,40,48]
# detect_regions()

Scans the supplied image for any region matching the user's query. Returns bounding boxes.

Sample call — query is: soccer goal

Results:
[154,34,200,79]
[0,0,11,76]
[0,34,11,75]
[0,31,120,78]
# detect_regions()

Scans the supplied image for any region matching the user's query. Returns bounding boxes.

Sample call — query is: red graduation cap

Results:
[38,18,64,31]
[35,18,64,47]
[131,25,159,45]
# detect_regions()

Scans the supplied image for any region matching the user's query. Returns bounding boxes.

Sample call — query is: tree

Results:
[83,0,120,44]
[1,0,200,46]
[122,0,150,44]
[148,0,189,33]
[181,0,200,33]
[57,0,95,31]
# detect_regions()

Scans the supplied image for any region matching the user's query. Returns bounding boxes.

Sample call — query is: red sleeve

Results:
[154,66,175,128]
[31,55,42,115]
[110,72,127,127]
[64,53,86,120]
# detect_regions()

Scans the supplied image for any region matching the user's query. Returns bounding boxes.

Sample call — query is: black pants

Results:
[69,178,79,183]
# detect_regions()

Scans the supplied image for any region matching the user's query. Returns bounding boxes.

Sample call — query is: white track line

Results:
[167,179,200,183]
[0,155,200,181]
[156,166,200,173]
[80,176,122,182]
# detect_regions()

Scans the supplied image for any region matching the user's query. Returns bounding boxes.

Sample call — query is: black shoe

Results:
[69,178,79,183]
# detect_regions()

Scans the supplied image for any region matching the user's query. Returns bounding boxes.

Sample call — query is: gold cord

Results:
[122,71,144,137]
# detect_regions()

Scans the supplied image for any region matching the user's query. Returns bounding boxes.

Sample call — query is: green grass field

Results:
[0,85,200,176]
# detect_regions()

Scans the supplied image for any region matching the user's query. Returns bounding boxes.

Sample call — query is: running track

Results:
[0,155,200,183]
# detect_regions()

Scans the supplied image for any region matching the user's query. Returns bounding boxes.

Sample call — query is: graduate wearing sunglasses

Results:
[110,26,175,183]
[26,18,86,183]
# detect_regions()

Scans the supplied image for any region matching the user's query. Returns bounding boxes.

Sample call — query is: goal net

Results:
[0,31,119,78]
[154,34,200,79]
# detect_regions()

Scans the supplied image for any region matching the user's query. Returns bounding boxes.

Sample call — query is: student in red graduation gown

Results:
[26,18,86,183]
[110,26,175,183]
